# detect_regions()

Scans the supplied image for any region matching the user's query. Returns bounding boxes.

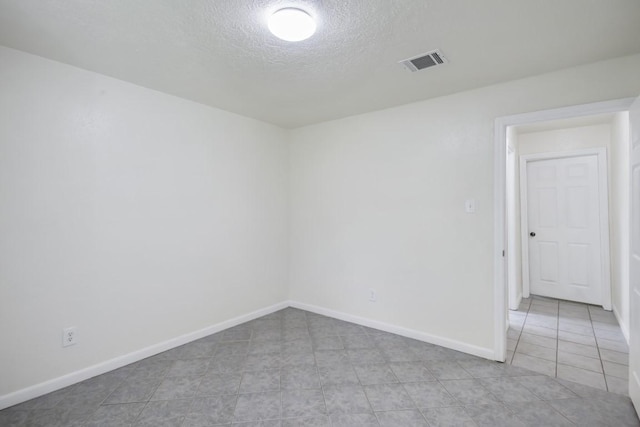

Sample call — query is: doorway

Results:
[493,98,638,399]
[493,98,634,363]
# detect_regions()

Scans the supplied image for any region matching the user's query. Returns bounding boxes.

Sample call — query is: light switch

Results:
[465,198,476,213]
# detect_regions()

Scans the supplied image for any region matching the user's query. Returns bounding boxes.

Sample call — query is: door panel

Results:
[629,95,640,411]
[527,154,603,304]
[567,187,588,228]
[538,242,559,282]
[567,243,589,286]
[538,188,558,226]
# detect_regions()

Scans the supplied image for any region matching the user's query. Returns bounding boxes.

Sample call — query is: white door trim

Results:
[519,148,612,309]
[493,97,634,362]
[628,95,640,411]
[507,145,521,310]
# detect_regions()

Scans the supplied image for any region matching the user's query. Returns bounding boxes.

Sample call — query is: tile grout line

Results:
[301,326,331,417]
[588,306,609,393]
[510,298,530,365]
[512,298,625,389]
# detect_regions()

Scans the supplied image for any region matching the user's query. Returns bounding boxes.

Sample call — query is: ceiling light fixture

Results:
[268,8,316,42]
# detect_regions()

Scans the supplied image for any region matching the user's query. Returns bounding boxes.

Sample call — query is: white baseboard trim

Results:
[507,292,523,327]
[612,304,630,344]
[514,292,523,311]
[2,300,499,410]
[0,301,288,410]
[288,300,495,360]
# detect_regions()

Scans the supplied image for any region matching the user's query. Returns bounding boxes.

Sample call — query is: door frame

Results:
[506,144,520,310]
[628,95,640,411]
[493,97,635,362]
[519,148,612,309]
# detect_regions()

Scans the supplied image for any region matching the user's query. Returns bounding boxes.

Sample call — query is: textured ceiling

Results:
[1,0,639,128]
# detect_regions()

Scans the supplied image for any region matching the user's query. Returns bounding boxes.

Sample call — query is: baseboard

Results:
[288,300,495,360]
[508,289,522,311]
[612,304,630,344]
[0,301,289,410]
[2,299,498,410]
[515,292,522,310]
[506,294,521,332]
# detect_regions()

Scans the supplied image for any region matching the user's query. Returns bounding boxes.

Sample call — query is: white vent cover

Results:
[399,49,447,72]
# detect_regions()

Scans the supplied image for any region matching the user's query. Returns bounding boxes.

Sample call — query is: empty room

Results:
[1,1,640,426]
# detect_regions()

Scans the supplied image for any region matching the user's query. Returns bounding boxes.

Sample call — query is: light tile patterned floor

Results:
[507,295,630,395]
[1,307,638,426]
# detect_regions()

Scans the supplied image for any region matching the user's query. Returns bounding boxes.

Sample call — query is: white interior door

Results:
[525,154,604,305]
[629,96,640,410]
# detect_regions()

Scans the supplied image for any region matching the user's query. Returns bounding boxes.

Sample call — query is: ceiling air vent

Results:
[400,49,447,72]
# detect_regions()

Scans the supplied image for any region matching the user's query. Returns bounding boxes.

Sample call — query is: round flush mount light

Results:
[268,8,316,42]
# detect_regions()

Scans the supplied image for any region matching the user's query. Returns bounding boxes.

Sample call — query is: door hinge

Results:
[502,250,505,257]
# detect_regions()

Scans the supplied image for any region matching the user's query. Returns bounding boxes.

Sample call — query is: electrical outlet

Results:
[465,198,477,213]
[369,289,377,302]
[62,327,77,347]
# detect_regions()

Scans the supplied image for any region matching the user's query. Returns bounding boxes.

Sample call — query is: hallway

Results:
[507,295,629,395]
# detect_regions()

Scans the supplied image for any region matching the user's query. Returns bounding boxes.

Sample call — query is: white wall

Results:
[289,54,640,355]
[0,47,289,398]
[610,112,631,340]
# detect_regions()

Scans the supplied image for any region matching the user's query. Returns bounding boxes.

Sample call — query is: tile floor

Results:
[507,295,630,395]
[1,307,638,426]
